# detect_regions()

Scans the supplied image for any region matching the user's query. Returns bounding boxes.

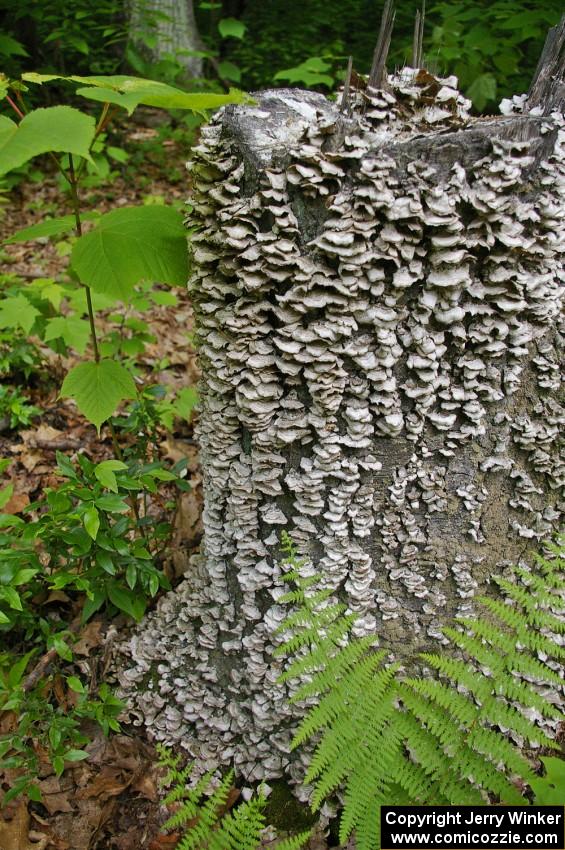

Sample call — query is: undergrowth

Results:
[275,533,565,850]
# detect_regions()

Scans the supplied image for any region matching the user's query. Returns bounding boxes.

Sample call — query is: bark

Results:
[117,22,564,781]
[129,0,204,80]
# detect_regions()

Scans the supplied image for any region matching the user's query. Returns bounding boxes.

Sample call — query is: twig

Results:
[339,56,354,116]
[368,0,396,89]
[22,616,82,692]
[413,1,425,69]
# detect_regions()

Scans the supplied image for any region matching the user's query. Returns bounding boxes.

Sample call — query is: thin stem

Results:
[76,102,117,182]
[68,153,100,363]
[6,94,25,120]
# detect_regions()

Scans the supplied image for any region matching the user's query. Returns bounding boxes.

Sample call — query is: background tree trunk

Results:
[129,0,204,80]
[118,21,564,781]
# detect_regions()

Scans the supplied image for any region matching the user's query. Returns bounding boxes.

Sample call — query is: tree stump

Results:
[118,20,565,781]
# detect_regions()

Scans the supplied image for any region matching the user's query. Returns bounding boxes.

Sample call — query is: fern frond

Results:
[275,830,312,850]
[494,578,565,631]
[292,635,380,701]
[275,536,564,849]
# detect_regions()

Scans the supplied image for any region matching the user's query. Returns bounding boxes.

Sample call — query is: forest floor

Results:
[0,115,204,850]
[0,112,340,850]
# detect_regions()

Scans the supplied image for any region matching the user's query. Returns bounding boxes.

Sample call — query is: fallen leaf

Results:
[0,802,48,850]
[3,490,30,514]
[73,621,103,656]
[148,835,181,850]
[131,771,159,802]
[36,777,74,816]
[76,768,128,801]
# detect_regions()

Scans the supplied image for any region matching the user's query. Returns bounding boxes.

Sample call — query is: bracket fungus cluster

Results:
[118,41,564,779]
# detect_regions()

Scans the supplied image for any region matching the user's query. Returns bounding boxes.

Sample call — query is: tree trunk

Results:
[129,0,203,80]
[117,20,564,781]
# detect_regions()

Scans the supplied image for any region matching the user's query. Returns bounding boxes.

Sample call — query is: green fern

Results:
[156,745,311,850]
[276,533,565,850]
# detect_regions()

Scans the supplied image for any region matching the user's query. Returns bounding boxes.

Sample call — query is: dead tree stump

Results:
[119,20,564,781]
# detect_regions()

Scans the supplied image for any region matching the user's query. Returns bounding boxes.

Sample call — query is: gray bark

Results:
[117,23,565,781]
[129,0,203,80]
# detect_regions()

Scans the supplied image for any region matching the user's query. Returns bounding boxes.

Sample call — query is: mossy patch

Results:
[264,779,318,832]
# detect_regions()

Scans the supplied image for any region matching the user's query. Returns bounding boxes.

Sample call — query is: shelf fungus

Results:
[116,66,564,778]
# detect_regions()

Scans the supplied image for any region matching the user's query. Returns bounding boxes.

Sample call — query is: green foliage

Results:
[0,0,125,77]
[0,107,95,175]
[530,757,565,805]
[0,329,43,380]
[0,451,183,631]
[0,385,40,429]
[276,534,564,850]
[274,57,336,89]
[156,745,311,850]
[70,205,189,300]
[61,359,137,431]
[429,1,562,111]
[0,653,124,805]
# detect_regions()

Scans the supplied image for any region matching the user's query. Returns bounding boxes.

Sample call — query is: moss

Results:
[264,779,318,831]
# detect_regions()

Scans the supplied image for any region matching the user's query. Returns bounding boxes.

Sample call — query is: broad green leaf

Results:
[274,57,334,87]
[21,72,63,84]
[1,586,22,610]
[49,726,62,750]
[0,34,29,57]
[0,294,39,333]
[67,676,86,693]
[28,278,65,309]
[71,206,188,300]
[83,506,100,540]
[52,634,73,661]
[0,106,95,176]
[175,386,199,422]
[531,757,565,805]
[44,316,91,354]
[12,569,39,585]
[53,755,65,777]
[82,587,105,623]
[75,86,140,115]
[108,583,146,621]
[466,73,497,110]
[7,651,34,688]
[0,483,13,509]
[150,290,178,306]
[21,72,250,115]
[60,359,136,430]
[94,460,127,493]
[95,494,129,513]
[5,211,99,243]
[218,17,247,39]
[218,61,242,83]
[64,749,89,762]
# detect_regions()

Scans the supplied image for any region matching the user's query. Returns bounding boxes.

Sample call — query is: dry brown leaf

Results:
[76,767,129,801]
[131,771,159,802]
[160,438,199,473]
[0,802,48,850]
[74,621,103,657]
[36,777,74,816]
[148,834,181,850]
[3,490,30,514]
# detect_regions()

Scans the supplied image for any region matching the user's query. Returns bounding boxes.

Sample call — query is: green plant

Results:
[530,757,565,805]
[0,385,40,429]
[0,652,124,804]
[0,450,189,630]
[275,534,564,850]
[428,1,562,110]
[157,745,311,850]
[0,328,44,380]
